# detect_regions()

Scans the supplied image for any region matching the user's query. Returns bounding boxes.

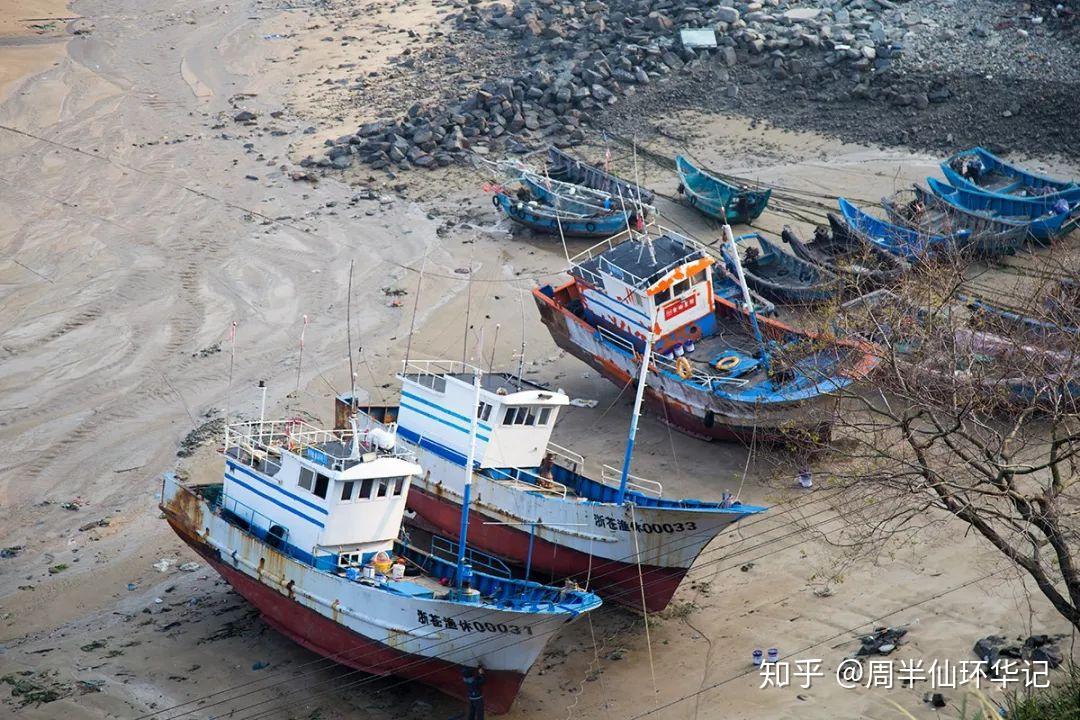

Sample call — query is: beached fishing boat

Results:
[675,155,771,224]
[338,362,766,613]
[837,197,964,260]
[160,414,600,713]
[713,266,777,317]
[521,171,653,218]
[926,177,1078,241]
[532,224,878,443]
[720,232,842,305]
[943,147,1080,203]
[966,279,1079,349]
[840,290,1079,409]
[493,190,634,238]
[545,146,655,205]
[882,186,1032,255]
[781,214,907,287]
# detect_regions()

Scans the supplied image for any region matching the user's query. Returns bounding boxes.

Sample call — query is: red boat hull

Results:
[406,487,688,613]
[168,520,526,714]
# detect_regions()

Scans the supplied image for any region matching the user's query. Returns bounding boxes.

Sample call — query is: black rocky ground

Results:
[306,0,1080,175]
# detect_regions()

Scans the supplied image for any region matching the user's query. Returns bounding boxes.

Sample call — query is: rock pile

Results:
[314,0,919,172]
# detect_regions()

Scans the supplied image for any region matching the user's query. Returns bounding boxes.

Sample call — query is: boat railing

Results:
[601,464,664,498]
[225,419,413,471]
[546,441,584,472]
[568,225,708,289]
[430,534,512,578]
[487,466,569,498]
[400,358,484,391]
[596,326,749,388]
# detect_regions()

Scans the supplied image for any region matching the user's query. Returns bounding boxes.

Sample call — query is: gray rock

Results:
[714,7,740,24]
[722,46,737,66]
[331,155,353,170]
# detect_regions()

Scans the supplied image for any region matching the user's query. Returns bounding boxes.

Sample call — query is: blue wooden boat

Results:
[493,192,632,238]
[721,232,841,305]
[712,264,777,317]
[782,214,907,287]
[545,147,655,205]
[521,171,651,219]
[881,187,1029,257]
[675,155,771,225]
[966,280,1079,349]
[943,147,1080,202]
[837,197,963,260]
[926,177,1077,241]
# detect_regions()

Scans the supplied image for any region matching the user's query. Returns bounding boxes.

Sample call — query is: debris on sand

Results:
[855,626,907,657]
[192,342,221,358]
[973,633,1066,670]
[1,546,23,559]
[78,519,110,532]
[177,417,225,458]
[0,671,71,707]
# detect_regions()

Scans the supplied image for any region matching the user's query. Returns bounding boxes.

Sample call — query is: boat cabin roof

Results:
[570,229,707,290]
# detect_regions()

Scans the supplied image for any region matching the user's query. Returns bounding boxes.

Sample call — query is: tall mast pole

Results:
[615,322,654,505]
[455,368,483,590]
[723,223,771,372]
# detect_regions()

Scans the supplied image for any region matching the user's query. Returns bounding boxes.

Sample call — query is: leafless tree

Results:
[792,248,1080,630]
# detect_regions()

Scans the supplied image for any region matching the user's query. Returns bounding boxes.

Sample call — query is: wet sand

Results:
[1,0,1078,718]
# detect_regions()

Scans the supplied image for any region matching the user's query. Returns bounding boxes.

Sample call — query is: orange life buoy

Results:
[675,356,693,379]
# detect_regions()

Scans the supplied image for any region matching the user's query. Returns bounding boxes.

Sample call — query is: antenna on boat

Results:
[295,314,308,396]
[488,323,500,374]
[346,260,356,412]
[257,379,267,440]
[615,317,656,505]
[722,219,771,372]
[544,162,571,264]
[224,320,237,450]
[515,285,527,388]
[455,366,483,591]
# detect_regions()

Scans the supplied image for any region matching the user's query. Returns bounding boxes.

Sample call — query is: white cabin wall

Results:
[397,376,493,462]
[223,457,328,553]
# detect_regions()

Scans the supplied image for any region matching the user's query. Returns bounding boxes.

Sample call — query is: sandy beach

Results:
[1,0,1078,718]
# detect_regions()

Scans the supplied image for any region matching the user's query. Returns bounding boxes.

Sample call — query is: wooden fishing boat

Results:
[545,147,655,205]
[493,191,633,238]
[720,232,842,305]
[339,365,766,614]
[781,214,907,287]
[675,155,771,225]
[942,147,1080,203]
[712,266,777,317]
[521,171,652,218]
[841,290,1079,409]
[966,279,1079,350]
[880,187,1029,257]
[837,197,963,260]
[533,225,878,444]
[926,177,1077,242]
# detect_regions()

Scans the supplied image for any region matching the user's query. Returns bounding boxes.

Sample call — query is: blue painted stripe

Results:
[583,290,651,331]
[397,425,470,467]
[400,390,493,432]
[399,400,491,443]
[226,461,329,516]
[225,472,326,529]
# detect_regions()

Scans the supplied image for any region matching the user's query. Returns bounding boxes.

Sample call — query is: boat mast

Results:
[455,367,483,589]
[615,324,654,505]
[723,222,771,372]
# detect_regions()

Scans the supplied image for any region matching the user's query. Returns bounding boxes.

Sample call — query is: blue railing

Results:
[429,535,511,579]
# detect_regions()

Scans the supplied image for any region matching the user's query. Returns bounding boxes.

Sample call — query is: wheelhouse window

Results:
[673,279,690,297]
[298,467,314,491]
[655,287,672,304]
[538,407,552,425]
[691,270,706,286]
[478,401,492,421]
[313,473,330,499]
[393,476,406,496]
[377,479,389,498]
[340,481,354,501]
[503,407,518,425]
[359,478,374,499]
